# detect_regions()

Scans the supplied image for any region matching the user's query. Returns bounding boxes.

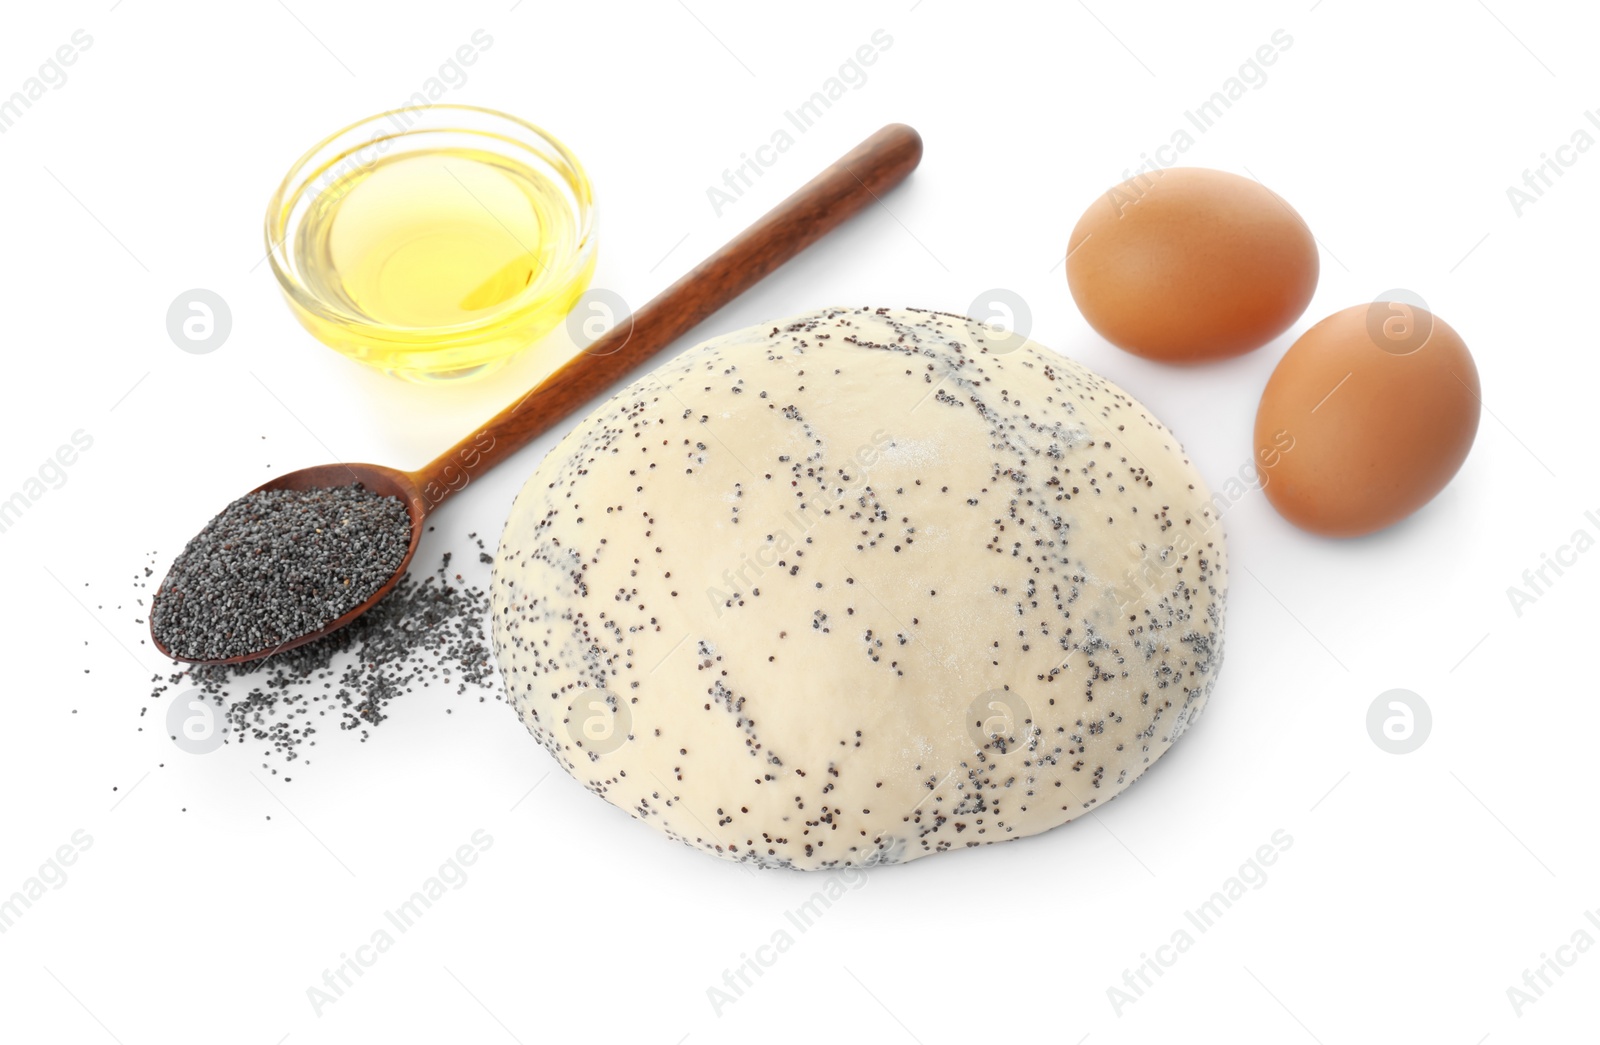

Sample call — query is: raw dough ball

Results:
[493,307,1227,869]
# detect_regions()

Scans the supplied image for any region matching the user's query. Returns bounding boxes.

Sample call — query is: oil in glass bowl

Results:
[267,106,596,383]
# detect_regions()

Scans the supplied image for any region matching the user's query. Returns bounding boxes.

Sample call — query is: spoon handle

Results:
[411,123,924,512]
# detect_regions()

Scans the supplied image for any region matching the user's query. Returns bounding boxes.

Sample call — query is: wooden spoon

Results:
[153,124,924,666]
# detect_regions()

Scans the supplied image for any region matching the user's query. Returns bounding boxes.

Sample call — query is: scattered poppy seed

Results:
[148,547,500,770]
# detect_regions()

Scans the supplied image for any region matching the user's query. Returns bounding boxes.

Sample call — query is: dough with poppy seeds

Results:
[492,307,1227,869]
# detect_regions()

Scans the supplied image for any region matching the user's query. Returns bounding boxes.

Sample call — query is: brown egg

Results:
[1254,302,1481,537]
[1066,167,1319,362]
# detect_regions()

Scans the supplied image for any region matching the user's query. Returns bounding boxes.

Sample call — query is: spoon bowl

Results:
[148,462,428,667]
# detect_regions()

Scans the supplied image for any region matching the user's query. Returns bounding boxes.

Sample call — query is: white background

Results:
[1,0,1594,1041]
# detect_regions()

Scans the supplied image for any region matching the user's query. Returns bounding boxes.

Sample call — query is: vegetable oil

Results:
[284,145,594,382]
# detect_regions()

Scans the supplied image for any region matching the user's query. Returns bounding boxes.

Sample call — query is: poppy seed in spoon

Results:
[151,483,411,661]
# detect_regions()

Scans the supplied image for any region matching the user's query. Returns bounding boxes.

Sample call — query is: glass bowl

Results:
[265,105,596,383]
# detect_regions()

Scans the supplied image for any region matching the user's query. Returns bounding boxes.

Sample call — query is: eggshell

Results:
[1254,302,1481,537]
[1067,167,1319,362]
